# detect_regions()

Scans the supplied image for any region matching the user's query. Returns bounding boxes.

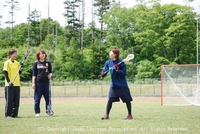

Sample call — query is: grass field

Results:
[0,97,200,134]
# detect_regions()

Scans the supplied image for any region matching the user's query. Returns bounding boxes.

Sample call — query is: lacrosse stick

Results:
[46,81,54,116]
[99,54,134,77]
[11,49,31,84]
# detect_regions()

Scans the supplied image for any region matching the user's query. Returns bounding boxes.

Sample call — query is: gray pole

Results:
[48,0,50,60]
[195,17,199,97]
[197,18,199,65]
[40,11,42,45]
[4,0,19,39]
[55,21,58,57]
[28,2,30,48]
[131,47,134,83]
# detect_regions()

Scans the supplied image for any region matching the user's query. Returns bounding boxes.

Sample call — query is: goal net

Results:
[161,64,200,106]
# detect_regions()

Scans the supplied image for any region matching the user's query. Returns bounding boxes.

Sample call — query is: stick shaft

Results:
[98,54,134,77]
[11,50,30,83]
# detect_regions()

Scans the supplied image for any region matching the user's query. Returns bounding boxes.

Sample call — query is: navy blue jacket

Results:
[102,59,128,89]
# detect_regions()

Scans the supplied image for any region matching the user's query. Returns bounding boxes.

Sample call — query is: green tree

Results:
[13,23,28,47]
[103,3,135,49]
[0,27,15,47]
[163,4,196,64]
[84,38,106,79]
[135,59,156,79]
[62,37,85,80]
[63,0,82,45]
[93,0,115,48]
[27,9,40,46]
[0,49,10,82]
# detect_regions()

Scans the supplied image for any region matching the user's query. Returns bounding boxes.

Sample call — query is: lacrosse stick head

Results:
[47,105,54,116]
[122,54,134,62]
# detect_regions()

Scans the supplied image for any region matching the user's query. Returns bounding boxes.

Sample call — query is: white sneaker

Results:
[35,113,40,117]
[6,116,12,118]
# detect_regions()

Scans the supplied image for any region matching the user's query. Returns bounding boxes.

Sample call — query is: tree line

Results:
[0,0,199,82]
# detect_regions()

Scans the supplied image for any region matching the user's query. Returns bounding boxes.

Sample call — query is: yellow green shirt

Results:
[3,59,21,86]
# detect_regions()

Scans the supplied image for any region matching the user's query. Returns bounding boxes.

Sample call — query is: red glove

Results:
[101,72,106,77]
[114,64,119,71]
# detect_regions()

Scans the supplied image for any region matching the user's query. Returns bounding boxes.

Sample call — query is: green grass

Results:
[1,98,200,134]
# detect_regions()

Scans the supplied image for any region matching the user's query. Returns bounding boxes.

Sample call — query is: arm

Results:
[48,62,52,79]
[32,76,36,90]
[115,62,126,77]
[4,71,10,83]
[19,63,23,75]
[4,71,14,86]
[32,62,37,89]
[19,70,22,75]
[48,73,52,79]
[101,60,109,77]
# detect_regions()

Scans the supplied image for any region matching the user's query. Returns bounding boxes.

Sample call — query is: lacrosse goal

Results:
[161,64,200,106]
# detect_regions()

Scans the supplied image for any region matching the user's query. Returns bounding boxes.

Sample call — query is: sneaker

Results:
[125,115,133,120]
[101,115,109,120]
[35,113,40,117]
[6,116,12,118]
[12,116,20,118]
[46,113,53,116]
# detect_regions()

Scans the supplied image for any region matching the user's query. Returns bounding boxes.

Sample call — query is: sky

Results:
[0,0,199,28]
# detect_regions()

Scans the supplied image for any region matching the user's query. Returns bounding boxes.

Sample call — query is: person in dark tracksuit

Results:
[101,48,133,120]
[3,49,22,118]
[32,49,52,117]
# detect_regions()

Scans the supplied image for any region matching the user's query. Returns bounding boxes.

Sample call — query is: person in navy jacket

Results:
[101,48,133,120]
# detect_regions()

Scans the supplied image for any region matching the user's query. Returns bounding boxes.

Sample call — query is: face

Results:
[39,52,46,60]
[109,51,116,60]
[10,52,17,60]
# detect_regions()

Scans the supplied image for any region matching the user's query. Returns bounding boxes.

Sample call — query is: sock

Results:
[106,100,112,115]
[126,101,132,116]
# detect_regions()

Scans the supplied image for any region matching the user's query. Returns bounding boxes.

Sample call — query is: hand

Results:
[114,64,119,71]
[48,74,52,79]
[101,72,106,77]
[9,82,13,87]
[32,83,35,90]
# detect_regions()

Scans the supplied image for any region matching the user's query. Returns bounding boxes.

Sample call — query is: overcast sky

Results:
[0,0,199,28]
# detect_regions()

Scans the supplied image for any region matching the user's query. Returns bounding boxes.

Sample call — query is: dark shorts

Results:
[108,87,133,103]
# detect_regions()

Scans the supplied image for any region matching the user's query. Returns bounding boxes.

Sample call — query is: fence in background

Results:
[0,79,161,98]
[0,85,161,98]
[0,78,161,87]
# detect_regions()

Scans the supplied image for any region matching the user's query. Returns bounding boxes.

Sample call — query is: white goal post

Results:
[160,64,200,106]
